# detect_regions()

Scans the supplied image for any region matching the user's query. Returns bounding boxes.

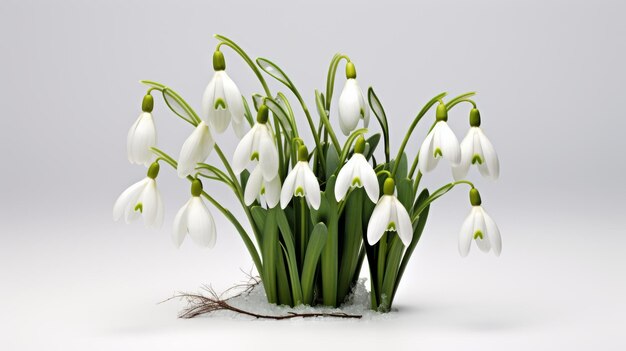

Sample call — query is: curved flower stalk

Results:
[418,102,461,173]
[113,162,164,228]
[338,62,369,136]
[335,136,379,203]
[201,50,247,137]
[458,188,501,256]
[453,108,500,180]
[367,178,413,246]
[280,145,321,210]
[177,121,215,178]
[173,179,217,248]
[127,94,157,166]
[232,105,278,180]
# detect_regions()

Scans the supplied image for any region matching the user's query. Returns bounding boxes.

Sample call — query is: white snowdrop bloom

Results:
[367,178,413,246]
[232,105,278,181]
[177,121,215,178]
[280,146,321,210]
[418,103,461,173]
[201,50,246,138]
[172,180,217,248]
[335,136,379,203]
[113,162,164,228]
[244,165,281,207]
[452,109,499,180]
[458,189,501,257]
[127,94,157,166]
[338,62,369,136]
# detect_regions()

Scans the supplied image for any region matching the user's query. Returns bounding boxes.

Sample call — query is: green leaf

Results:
[162,88,200,125]
[275,210,303,304]
[392,153,408,184]
[363,133,381,161]
[140,80,165,90]
[275,248,293,306]
[261,209,278,304]
[396,177,414,212]
[276,92,296,132]
[265,96,293,135]
[301,222,328,305]
[242,96,254,126]
[380,236,405,312]
[257,58,293,89]
[337,188,364,303]
[368,87,390,162]
[250,206,267,234]
[325,139,340,180]
[252,93,264,111]
[412,183,454,220]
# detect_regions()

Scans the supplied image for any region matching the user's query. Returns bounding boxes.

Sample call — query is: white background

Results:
[1,0,625,349]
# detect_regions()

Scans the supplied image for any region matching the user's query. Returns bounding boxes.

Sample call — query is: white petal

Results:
[177,122,214,178]
[338,79,362,136]
[482,207,502,256]
[458,208,476,257]
[232,119,247,139]
[355,154,379,202]
[334,156,356,202]
[113,178,149,221]
[221,72,245,125]
[172,199,191,247]
[232,125,257,174]
[303,165,321,210]
[186,197,216,248]
[140,179,159,227]
[201,75,217,125]
[367,196,392,245]
[437,122,461,166]
[204,72,230,133]
[127,112,156,165]
[473,208,490,253]
[259,127,278,180]
[152,190,164,229]
[244,166,264,206]
[418,129,438,173]
[477,128,500,180]
[358,86,370,128]
[280,163,300,208]
[392,197,413,246]
[452,129,474,181]
[264,175,281,208]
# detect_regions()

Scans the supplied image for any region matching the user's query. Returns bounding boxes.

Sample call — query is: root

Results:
[162,269,362,320]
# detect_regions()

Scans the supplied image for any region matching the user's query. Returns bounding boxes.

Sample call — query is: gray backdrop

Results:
[1,0,625,349]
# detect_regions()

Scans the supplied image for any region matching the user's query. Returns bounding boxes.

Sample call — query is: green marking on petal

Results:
[433,148,443,158]
[471,154,483,165]
[250,152,259,161]
[386,222,396,231]
[214,98,227,110]
[295,186,305,197]
[360,107,365,118]
[351,177,362,187]
[260,185,266,195]
[474,230,484,240]
[134,203,143,213]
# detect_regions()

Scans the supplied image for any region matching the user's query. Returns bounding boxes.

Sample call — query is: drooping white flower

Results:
[113,162,164,228]
[172,179,217,248]
[280,146,321,210]
[232,105,278,181]
[335,136,379,202]
[452,109,499,180]
[201,51,246,138]
[418,103,461,173]
[244,165,281,208]
[127,94,157,166]
[177,121,215,178]
[458,189,501,257]
[338,62,369,136]
[367,178,413,246]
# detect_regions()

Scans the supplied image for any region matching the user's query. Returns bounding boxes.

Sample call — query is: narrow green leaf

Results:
[242,96,254,126]
[393,153,408,185]
[363,133,381,161]
[261,209,278,303]
[368,87,390,162]
[412,183,454,220]
[325,142,340,180]
[250,206,267,234]
[257,58,293,88]
[396,177,414,213]
[264,96,294,135]
[140,80,165,90]
[162,88,200,125]
[380,236,405,311]
[275,248,293,306]
[275,210,304,304]
[301,222,328,305]
[337,189,364,303]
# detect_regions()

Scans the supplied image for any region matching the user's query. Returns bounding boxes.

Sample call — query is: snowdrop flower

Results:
[280,145,321,210]
[177,121,215,178]
[244,165,281,207]
[367,178,413,246]
[232,105,278,181]
[452,108,500,180]
[127,94,157,166]
[335,136,379,203]
[172,179,217,248]
[418,103,461,173]
[201,50,246,138]
[113,162,164,228]
[338,62,369,136]
[458,188,501,257]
